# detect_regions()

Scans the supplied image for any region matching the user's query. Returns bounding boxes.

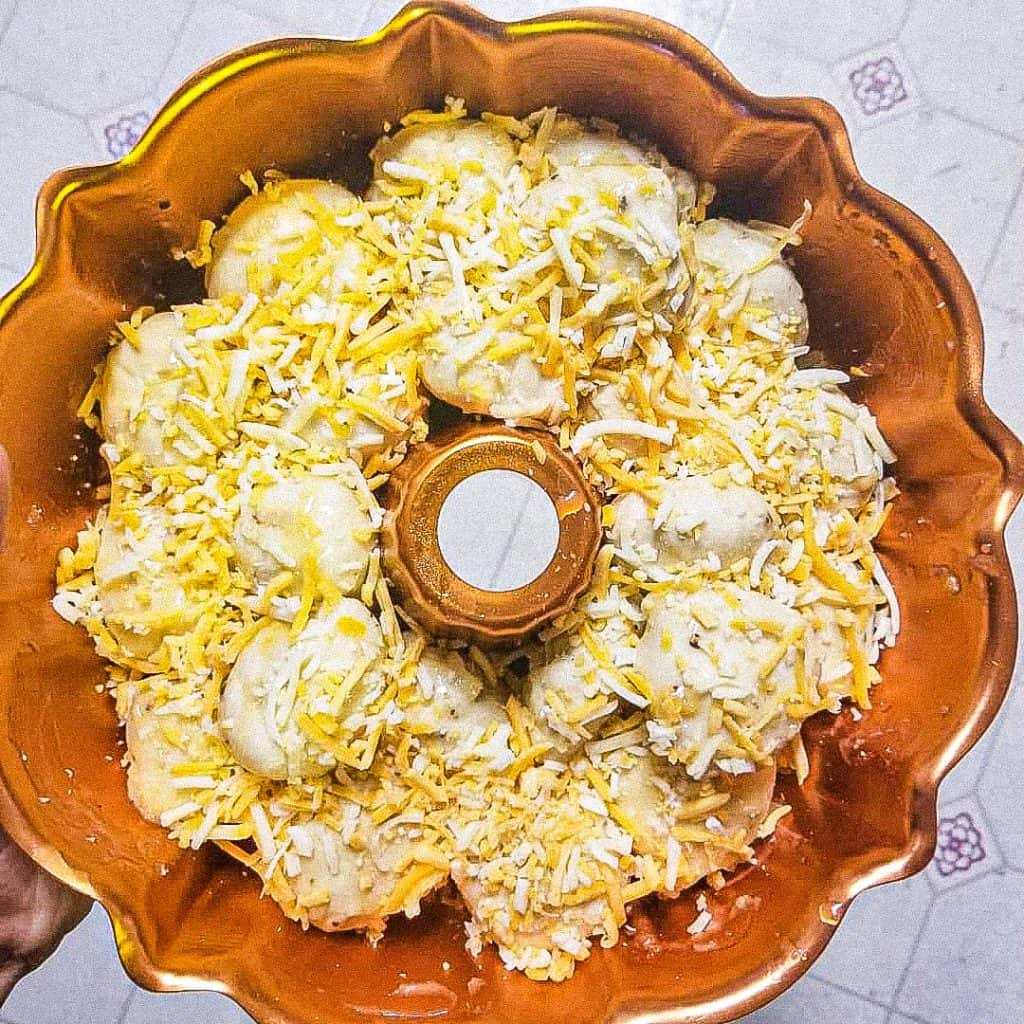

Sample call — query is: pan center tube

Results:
[381,423,602,644]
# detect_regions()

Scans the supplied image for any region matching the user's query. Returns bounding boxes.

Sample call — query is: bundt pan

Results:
[0,3,1020,1022]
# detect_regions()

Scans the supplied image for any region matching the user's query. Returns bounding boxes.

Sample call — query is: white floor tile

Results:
[981,303,1024,436]
[358,1,726,43]
[902,0,1024,141]
[976,682,1024,870]
[896,871,1024,1023]
[157,2,293,101]
[0,1,190,118]
[437,469,538,591]
[0,91,95,268]
[235,0,376,36]
[0,262,21,296]
[981,179,1024,317]
[737,973,886,1023]
[123,988,255,1024]
[809,875,932,1004]
[726,0,906,64]
[2,905,133,1024]
[713,24,851,118]
[850,108,1024,283]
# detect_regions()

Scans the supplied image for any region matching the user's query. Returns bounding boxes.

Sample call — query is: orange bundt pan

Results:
[0,4,1021,1022]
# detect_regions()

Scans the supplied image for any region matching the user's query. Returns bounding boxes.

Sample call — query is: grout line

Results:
[228,0,301,31]
[955,694,1015,784]
[972,790,1012,868]
[824,30,915,68]
[884,1004,932,1024]
[220,0,299,35]
[700,0,729,48]
[805,972,896,1015]
[710,0,737,49]
[231,0,364,37]
[978,164,1024,294]
[888,890,938,1020]
[0,81,91,124]
[894,0,917,37]
[357,1,399,39]
[154,0,200,101]
[925,859,1001,896]
[933,104,1024,148]
[922,867,938,896]
[486,480,535,590]
[115,986,139,1024]
[0,0,18,52]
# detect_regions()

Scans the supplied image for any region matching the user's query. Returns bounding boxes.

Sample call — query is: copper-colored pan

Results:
[0,4,1020,1022]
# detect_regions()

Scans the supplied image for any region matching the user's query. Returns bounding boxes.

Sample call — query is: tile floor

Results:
[0,1,1021,1021]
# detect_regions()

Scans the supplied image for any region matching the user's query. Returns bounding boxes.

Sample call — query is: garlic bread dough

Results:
[694,218,809,344]
[450,767,635,981]
[100,309,195,466]
[219,600,384,780]
[206,179,361,299]
[54,99,901,985]
[92,506,196,665]
[123,690,228,824]
[546,115,699,215]
[636,584,806,776]
[286,816,449,936]
[615,753,776,895]
[233,462,375,596]
[419,338,566,423]
[370,119,517,203]
[402,647,512,758]
[612,474,774,573]
[408,117,694,423]
[522,636,622,754]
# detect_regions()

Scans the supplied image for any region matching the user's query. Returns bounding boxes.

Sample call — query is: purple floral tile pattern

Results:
[849,56,907,116]
[933,811,986,876]
[834,44,921,130]
[103,111,150,159]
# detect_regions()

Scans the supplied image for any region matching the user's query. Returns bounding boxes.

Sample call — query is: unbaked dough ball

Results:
[817,392,883,506]
[615,752,776,895]
[233,464,375,596]
[206,179,361,299]
[612,474,773,573]
[404,649,483,736]
[522,639,618,754]
[93,507,193,663]
[123,689,227,824]
[635,584,805,775]
[522,162,681,276]
[546,116,699,218]
[694,218,808,344]
[369,120,517,204]
[219,599,383,780]
[100,310,193,465]
[418,330,565,423]
[287,815,449,936]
